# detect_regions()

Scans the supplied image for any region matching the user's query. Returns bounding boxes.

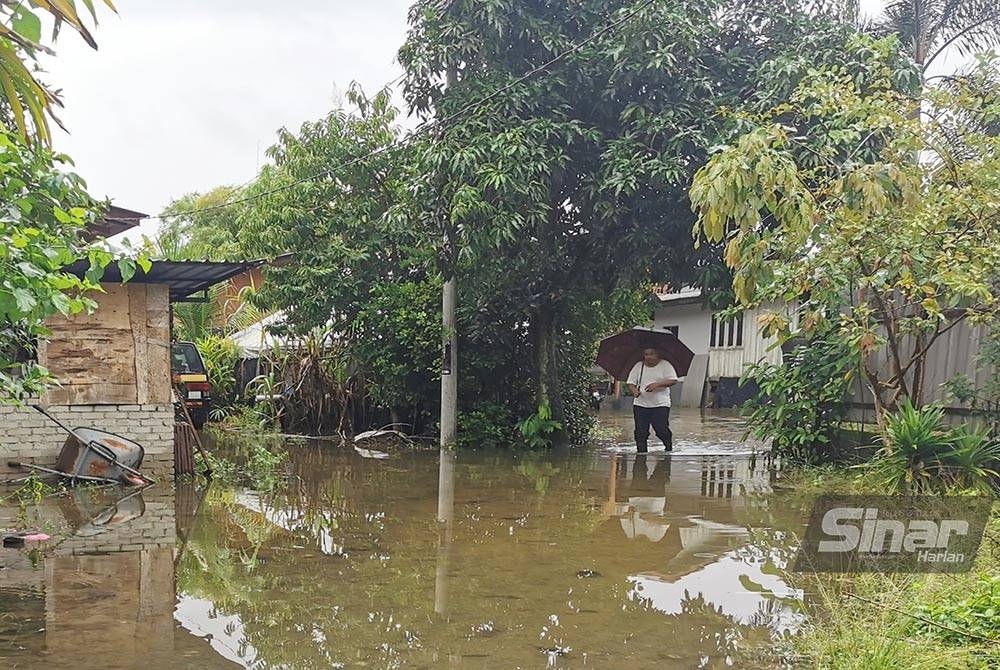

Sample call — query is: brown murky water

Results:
[1,409,810,669]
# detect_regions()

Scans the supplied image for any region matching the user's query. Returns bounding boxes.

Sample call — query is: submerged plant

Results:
[518,402,563,449]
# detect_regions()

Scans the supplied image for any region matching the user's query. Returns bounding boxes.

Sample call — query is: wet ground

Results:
[0,408,812,669]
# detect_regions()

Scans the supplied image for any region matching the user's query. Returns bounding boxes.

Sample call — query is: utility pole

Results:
[440,276,457,446]
[439,65,458,448]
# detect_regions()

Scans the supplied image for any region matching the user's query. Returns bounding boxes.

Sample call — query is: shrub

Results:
[196,335,243,409]
[457,402,518,449]
[741,334,854,465]
[913,575,1000,645]
[864,400,1000,494]
[517,402,563,449]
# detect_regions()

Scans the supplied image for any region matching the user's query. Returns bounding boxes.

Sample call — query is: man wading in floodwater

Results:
[626,348,678,453]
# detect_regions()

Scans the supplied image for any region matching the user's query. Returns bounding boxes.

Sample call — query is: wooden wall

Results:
[707,305,788,379]
[38,283,171,406]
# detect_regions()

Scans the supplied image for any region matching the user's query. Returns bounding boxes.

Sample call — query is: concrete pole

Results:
[440,276,458,447]
[434,446,456,615]
[439,64,459,449]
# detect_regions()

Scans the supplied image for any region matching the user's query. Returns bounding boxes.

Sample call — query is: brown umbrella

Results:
[596,327,695,380]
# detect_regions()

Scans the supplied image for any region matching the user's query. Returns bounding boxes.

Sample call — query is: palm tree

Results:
[0,1,117,143]
[876,1,1000,74]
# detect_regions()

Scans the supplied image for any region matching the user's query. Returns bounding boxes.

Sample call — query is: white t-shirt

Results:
[627,360,678,408]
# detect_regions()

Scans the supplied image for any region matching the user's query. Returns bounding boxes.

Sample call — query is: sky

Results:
[41,0,963,245]
[44,0,412,242]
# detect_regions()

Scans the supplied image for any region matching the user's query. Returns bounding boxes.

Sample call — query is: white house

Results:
[650,286,786,408]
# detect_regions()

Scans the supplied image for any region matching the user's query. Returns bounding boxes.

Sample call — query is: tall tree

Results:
[232,87,445,429]
[398,0,872,437]
[691,40,1000,418]
[156,187,245,261]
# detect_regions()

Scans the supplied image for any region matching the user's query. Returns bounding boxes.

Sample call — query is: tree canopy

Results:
[691,38,1000,416]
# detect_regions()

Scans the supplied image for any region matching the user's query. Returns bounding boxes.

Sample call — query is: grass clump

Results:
[790,488,1000,669]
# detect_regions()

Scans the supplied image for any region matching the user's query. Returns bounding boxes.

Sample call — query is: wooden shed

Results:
[0,259,260,478]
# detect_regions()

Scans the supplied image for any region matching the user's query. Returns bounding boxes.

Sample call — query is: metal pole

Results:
[434,446,456,615]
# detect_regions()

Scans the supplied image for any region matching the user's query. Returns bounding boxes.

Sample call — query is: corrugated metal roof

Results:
[82,205,149,242]
[655,287,703,304]
[64,259,264,302]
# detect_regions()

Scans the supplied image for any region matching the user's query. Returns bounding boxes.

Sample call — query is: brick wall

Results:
[53,487,176,555]
[0,404,174,478]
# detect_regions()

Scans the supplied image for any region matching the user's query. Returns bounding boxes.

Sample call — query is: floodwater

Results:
[0,409,814,669]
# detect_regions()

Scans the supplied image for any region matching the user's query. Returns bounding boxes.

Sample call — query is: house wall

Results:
[652,301,712,355]
[1,282,174,477]
[217,265,265,324]
[38,283,171,406]
[846,320,993,423]
[708,305,786,380]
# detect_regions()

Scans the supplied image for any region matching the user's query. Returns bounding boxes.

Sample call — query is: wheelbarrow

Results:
[7,406,155,486]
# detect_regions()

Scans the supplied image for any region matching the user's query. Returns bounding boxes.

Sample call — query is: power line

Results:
[109,0,656,225]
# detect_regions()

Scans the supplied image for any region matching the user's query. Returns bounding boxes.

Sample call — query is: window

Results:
[662,325,679,337]
[710,313,744,348]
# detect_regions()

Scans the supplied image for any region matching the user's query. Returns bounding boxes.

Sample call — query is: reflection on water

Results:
[1,410,808,669]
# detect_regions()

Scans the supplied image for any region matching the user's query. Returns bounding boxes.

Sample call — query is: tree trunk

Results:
[531,299,567,444]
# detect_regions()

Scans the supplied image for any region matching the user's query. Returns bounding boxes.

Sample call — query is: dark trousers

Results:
[633,405,672,452]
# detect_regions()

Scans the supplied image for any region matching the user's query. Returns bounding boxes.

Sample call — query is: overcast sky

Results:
[45,0,412,242]
[42,0,956,243]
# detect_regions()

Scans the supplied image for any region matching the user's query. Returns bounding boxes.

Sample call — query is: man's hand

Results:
[627,384,641,397]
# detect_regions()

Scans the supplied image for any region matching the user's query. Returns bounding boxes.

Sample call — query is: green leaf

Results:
[118,257,136,282]
[13,287,36,314]
[12,7,43,43]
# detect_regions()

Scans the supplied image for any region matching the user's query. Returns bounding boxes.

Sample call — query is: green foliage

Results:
[457,402,518,449]
[259,330,356,436]
[168,0,896,444]
[351,279,441,426]
[0,131,123,401]
[864,400,1000,494]
[692,40,1000,416]
[214,401,280,434]
[913,575,1000,645]
[742,334,855,465]
[793,504,1000,669]
[196,335,243,410]
[204,432,289,491]
[518,402,563,449]
[398,0,870,435]
[155,186,246,261]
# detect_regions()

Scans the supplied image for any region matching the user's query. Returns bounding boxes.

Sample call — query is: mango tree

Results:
[397,0,868,438]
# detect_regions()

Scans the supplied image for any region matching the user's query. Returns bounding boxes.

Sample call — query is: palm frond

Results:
[0,1,116,143]
[878,0,1000,69]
